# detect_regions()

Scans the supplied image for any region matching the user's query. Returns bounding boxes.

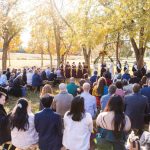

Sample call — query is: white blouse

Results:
[11,113,39,149]
[96,111,131,131]
[63,112,93,150]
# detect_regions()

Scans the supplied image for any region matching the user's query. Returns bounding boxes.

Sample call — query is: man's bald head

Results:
[83,83,91,92]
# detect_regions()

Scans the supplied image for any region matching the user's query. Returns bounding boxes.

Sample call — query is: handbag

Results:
[95,128,126,150]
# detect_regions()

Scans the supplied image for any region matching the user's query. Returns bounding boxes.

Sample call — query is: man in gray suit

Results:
[124,84,149,131]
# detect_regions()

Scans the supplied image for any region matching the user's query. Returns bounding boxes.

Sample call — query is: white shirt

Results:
[81,92,97,118]
[11,113,39,149]
[55,69,62,78]
[63,112,93,150]
[0,74,7,85]
[26,72,33,85]
[96,111,131,131]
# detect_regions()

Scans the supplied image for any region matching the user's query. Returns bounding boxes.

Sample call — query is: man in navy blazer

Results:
[35,94,62,150]
[124,84,149,131]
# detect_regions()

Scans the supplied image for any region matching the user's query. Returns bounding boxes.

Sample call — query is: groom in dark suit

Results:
[35,94,62,150]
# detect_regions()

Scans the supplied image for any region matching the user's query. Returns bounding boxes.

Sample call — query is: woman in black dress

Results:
[72,62,76,78]
[77,62,83,78]
[0,92,15,150]
[65,62,71,78]
[116,60,122,73]
[83,62,88,76]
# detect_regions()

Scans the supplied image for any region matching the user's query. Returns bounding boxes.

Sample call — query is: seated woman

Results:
[10,98,38,149]
[63,96,93,150]
[96,95,131,150]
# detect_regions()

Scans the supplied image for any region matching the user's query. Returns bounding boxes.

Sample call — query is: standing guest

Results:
[116,60,122,73]
[11,75,24,97]
[0,92,15,150]
[39,84,53,110]
[6,68,11,80]
[48,68,57,81]
[141,62,147,76]
[96,95,131,150]
[141,80,150,112]
[122,79,133,95]
[22,68,27,85]
[77,79,86,94]
[83,62,88,75]
[122,69,131,81]
[65,62,71,78]
[10,98,38,149]
[100,62,107,77]
[115,81,125,98]
[83,73,91,85]
[103,68,112,86]
[90,71,98,86]
[109,60,114,79]
[0,71,8,87]
[32,70,42,92]
[124,84,149,132]
[71,62,76,78]
[16,69,21,77]
[140,123,150,150]
[101,84,117,110]
[35,94,62,150]
[63,96,93,150]
[41,69,47,81]
[67,77,79,97]
[55,67,63,80]
[129,71,141,84]
[8,73,16,88]
[26,69,33,86]
[92,77,108,107]
[81,83,97,118]
[60,63,64,77]
[124,61,129,72]
[132,61,138,73]
[45,67,51,78]
[77,62,83,78]
[53,83,73,117]
[140,76,147,87]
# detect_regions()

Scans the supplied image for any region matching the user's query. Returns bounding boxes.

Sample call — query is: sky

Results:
[19,0,79,48]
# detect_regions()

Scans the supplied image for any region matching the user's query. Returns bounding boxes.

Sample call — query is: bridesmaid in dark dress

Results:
[83,62,88,76]
[77,62,83,78]
[60,63,64,77]
[72,62,76,78]
[65,62,71,78]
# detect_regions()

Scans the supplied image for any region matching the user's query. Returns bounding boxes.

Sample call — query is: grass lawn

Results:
[5,87,59,113]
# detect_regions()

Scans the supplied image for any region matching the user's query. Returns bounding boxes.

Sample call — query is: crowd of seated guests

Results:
[0,65,150,150]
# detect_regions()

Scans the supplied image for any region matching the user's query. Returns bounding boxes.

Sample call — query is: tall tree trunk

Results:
[2,41,9,70]
[82,45,91,75]
[8,51,11,67]
[47,41,53,69]
[116,32,120,62]
[130,27,146,70]
[41,49,44,67]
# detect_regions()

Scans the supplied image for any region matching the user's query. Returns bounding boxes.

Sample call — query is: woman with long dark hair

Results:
[63,96,93,150]
[10,98,38,149]
[92,77,108,107]
[96,95,131,150]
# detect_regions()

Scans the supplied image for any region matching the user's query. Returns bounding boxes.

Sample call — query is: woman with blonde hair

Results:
[39,84,53,110]
[92,77,108,107]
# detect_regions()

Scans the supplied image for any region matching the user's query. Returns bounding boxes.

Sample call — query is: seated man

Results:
[67,77,79,97]
[35,94,62,150]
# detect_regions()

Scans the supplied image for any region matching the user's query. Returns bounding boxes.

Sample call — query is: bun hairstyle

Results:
[10,98,29,131]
